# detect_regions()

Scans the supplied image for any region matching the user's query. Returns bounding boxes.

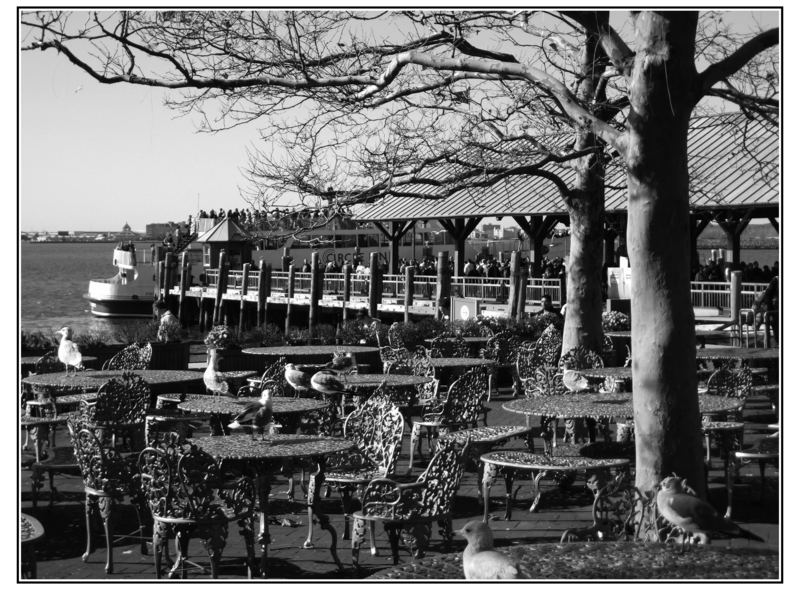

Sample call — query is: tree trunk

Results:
[561,15,607,355]
[626,11,705,496]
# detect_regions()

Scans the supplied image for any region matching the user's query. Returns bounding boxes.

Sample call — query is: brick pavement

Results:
[20,390,779,580]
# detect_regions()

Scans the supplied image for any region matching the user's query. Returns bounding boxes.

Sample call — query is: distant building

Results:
[119,221,139,240]
[481,223,501,240]
[146,222,174,240]
[502,227,519,240]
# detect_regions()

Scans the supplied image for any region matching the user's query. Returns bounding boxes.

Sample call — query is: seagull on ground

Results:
[56,326,83,375]
[204,348,229,399]
[456,520,520,580]
[229,383,275,439]
[285,363,312,395]
[656,476,764,545]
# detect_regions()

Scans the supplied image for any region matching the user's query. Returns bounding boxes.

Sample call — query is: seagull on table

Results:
[229,384,275,439]
[656,476,764,546]
[204,348,229,400]
[285,363,312,396]
[325,352,354,373]
[310,369,347,396]
[56,327,83,375]
[562,369,590,392]
[456,520,520,580]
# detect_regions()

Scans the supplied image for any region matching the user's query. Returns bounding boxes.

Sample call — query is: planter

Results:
[215,348,264,372]
[149,341,191,370]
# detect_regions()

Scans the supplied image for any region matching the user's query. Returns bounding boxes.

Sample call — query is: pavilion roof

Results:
[353,113,778,222]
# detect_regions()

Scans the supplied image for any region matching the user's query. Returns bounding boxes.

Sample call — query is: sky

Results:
[17,7,780,233]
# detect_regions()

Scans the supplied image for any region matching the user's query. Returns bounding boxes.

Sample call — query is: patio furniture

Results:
[194,433,354,577]
[351,436,470,569]
[367,541,779,579]
[379,345,411,374]
[324,391,405,541]
[102,342,153,370]
[407,367,490,473]
[21,513,45,579]
[80,372,151,451]
[705,367,753,421]
[69,417,148,575]
[23,370,205,398]
[734,424,779,507]
[514,324,562,396]
[138,440,258,579]
[558,346,606,443]
[480,330,520,398]
[387,321,406,349]
[700,420,745,518]
[428,333,468,358]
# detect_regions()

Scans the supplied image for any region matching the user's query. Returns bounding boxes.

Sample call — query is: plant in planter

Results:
[602,311,631,332]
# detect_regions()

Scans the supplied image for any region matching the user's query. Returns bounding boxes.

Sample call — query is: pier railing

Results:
[690,280,768,310]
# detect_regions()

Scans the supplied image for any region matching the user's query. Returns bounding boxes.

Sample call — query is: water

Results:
[20,240,778,335]
[20,241,157,335]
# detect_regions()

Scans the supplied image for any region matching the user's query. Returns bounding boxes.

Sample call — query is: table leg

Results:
[255,471,272,578]
[304,458,343,570]
[481,462,496,523]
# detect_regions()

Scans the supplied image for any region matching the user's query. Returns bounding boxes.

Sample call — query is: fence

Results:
[689,280,768,310]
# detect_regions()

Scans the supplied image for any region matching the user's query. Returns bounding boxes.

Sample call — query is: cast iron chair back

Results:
[102,342,153,370]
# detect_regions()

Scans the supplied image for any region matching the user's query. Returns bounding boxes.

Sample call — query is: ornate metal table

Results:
[701,420,745,519]
[480,449,631,517]
[367,542,779,579]
[20,355,99,376]
[21,513,45,579]
[172,395,330,435]
[696,347,779,362]
[578,367,632,380]
[194,434,354,578]
[22,369,204,396]
[428,357,497,369]
[503,393,744,421]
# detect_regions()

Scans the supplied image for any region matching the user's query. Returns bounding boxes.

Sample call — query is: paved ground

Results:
[20,386,779,580]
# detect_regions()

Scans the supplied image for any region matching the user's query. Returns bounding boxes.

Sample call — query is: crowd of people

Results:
[195,206,361,233]
[694,257,778,283]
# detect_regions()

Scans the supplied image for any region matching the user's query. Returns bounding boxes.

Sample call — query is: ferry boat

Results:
[86,243,157,317]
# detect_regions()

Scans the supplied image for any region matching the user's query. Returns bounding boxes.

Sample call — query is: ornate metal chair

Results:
[68,416,148,574]
[734,424,779,508]
[102,342,153,370]
[428,333,468,358]
[560,471,692,544]
[81,373,151,451]
[323,390,405,541]
[238,357,287,398]
[138,441,258,579]
[33,350,63,374]
[406,367,489,473]
[521,365,567,442]
[387,322,407,350]
[351,436,470,569]
[558,346,605,443]
[705,366,753,421]
[480,330,520,399]
[379,346,411,374]
[514,324,562,396]
[600,334,617,367]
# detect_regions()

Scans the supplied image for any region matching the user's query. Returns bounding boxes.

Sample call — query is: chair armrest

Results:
[360,477,425,519]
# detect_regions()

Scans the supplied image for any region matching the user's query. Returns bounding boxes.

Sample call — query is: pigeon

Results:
[656,476,764,545]
[56,327,84,375]
[456,520,520,580]
[204,348,229,399]
[310,369,347,396]
[284,363,312,395]
[229,384,275,439]
[562,369,590,392]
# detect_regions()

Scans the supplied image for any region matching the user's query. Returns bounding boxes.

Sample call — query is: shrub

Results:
[602,311,631,332]
[21,330,58,353]
[240,323,286,346]
[204,324,239,350]
[112,321,159,345]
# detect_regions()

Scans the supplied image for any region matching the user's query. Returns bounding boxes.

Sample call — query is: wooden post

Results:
[342,263,352,322]
[238,262,251,335]
[453,249,462,278]
[282,247,292,272]
[559,273,568,309]
[285,264,295,336]
[198,293,205,331]
[164,251,175,302]
[309,251,320,336]
[263,263,272,330]
[507,251,520,318]
[730,270,742,323]
[435,251,450,321]
[213,249,228,325]
[404,265,415,323]
[368,252,381,319]
[156,261,166,315]
[153,245,163,302]
[256,260,267,328]
[177,251,188,326]
[516,260,529,321]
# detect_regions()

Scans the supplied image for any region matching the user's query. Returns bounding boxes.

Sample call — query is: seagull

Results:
[656,476,765,545]
[310,369,347,396]
[56,326,83,375]
[562,369,590,392]
[325,352,355,373]
[456,520,520,580]
[229,383,275,439]
[204,348,229,399]
[284,363,312,395]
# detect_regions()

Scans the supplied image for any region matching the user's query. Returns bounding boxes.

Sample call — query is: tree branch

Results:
[697,28,779,97]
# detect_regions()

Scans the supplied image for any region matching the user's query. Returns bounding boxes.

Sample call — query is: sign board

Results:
[607,267,632,299]
[451,297,480,321]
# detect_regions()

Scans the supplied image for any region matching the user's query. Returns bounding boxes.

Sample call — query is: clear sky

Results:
[20,44,264,232]
[18,7,779,233]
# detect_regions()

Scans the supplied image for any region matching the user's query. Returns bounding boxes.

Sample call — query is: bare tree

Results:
[22,9,778,494]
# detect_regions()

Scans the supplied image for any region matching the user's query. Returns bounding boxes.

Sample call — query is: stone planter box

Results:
[149,341,191,370]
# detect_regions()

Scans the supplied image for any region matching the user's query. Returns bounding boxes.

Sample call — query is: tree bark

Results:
[561,15,607,355]
[626,11,705,496]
